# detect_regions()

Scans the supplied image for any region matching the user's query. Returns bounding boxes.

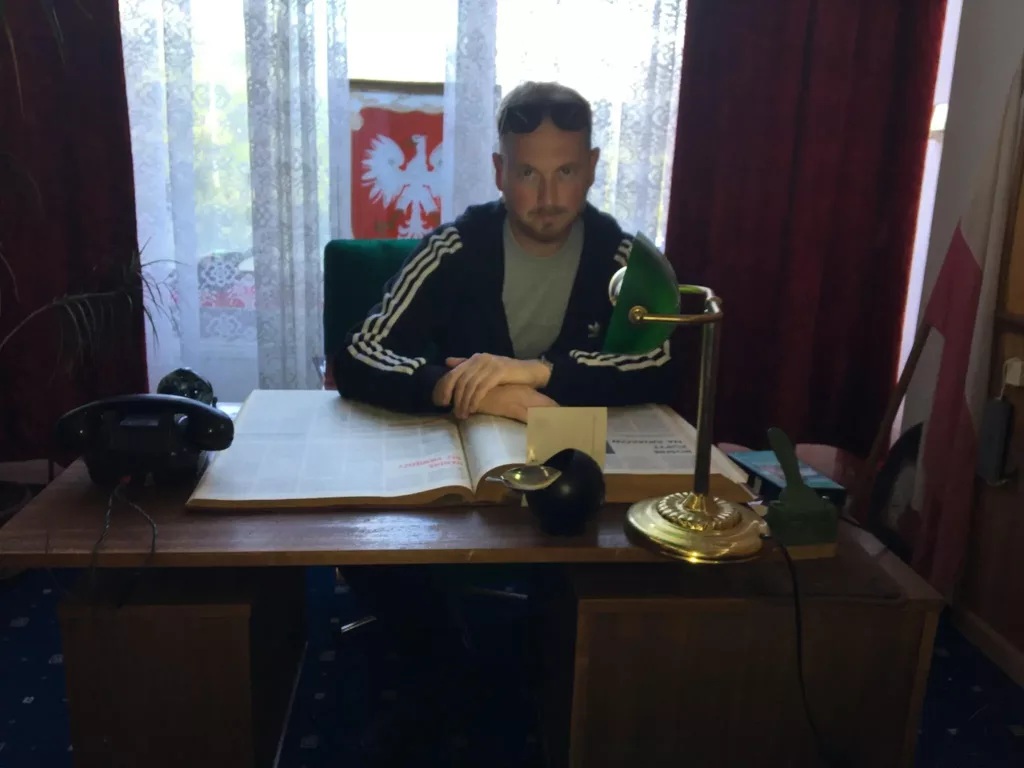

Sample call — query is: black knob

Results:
[524,449,605,536]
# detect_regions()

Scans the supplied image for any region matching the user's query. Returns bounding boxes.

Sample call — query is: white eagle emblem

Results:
[361,134,443,238]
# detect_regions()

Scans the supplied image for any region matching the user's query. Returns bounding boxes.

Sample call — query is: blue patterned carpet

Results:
[1,566,1023,767]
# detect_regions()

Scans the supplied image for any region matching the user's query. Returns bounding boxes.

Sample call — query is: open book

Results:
[186,390,750,509]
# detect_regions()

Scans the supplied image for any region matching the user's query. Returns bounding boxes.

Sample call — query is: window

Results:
[120,0,686,399]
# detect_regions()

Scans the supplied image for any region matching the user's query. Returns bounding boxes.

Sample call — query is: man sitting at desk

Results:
[333,82,680,761]
[334,81,677,419]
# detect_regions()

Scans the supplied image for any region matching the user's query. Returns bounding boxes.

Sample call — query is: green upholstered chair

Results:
[324,237,418,640]
[322,238,418,387]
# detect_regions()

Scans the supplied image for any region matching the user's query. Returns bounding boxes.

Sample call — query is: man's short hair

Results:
[496,82,593,147]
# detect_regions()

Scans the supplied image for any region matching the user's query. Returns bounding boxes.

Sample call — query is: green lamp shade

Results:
[602,232,681,354]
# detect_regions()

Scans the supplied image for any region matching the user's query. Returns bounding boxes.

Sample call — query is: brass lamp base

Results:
[625,492,769,563]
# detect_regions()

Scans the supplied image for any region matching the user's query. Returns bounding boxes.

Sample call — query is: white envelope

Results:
[525,406,608,469]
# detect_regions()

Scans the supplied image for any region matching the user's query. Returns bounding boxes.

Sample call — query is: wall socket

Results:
[1005,357,1024,388]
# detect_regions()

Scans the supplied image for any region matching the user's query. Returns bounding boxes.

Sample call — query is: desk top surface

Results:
[0,463,944,607]
[0,462,674,568]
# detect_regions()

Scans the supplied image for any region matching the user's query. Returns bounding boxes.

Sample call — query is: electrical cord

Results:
[87,479,159,605]
[747,499,888,766]
[113,483,159,607]
[763,533,852,768]
[86,484,120,590]
[114,483,159,564]
[87,481,159,564]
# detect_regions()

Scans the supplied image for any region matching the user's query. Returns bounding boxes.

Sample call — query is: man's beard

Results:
[513,206,578,244]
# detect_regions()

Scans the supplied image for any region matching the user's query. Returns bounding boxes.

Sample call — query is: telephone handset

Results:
[56,393,234,487]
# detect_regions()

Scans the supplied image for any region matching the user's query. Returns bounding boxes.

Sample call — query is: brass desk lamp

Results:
[605,234,767,563]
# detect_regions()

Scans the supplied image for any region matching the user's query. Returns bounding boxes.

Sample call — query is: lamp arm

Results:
[627,285,722,325]
[624,284,722,496]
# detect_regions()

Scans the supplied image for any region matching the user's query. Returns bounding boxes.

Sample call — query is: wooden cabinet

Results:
[57,568,305,768]
[533,530,941,768]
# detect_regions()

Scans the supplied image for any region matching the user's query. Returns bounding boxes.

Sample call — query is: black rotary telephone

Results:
[55,394,234,488]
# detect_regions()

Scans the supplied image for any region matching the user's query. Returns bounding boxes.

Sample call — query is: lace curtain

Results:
[119,0,685,402]
[120,0,342,399]
[444,0,686,239]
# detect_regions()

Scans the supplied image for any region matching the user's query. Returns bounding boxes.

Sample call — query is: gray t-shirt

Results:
[501,218,583,360]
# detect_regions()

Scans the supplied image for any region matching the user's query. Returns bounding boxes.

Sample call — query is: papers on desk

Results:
[186,390,748,510]
[607,406,702,475]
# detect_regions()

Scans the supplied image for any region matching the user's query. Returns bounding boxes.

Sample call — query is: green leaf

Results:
[59,302,85,361]
[71,1,92,21]
[36,0,65,64]
[49,315,66,382]
[142,304,158,343]
[69,301,93,359]
[0,151,44,215]
[0,240,19,315]
[2,14,23,116]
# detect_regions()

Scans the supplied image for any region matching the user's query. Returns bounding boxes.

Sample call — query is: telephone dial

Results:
[55,394,234,488]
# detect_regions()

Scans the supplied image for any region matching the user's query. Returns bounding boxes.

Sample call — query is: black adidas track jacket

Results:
[333,201,678,414]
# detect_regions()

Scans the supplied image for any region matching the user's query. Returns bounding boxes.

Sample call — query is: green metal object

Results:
[602,233,681,355]
[762,427,839,547]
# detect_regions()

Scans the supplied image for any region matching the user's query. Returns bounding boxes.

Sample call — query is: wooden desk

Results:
[0,461,942,768]
[535,530,942,767]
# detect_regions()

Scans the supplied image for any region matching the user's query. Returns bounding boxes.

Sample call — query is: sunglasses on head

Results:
[498,101,591,135]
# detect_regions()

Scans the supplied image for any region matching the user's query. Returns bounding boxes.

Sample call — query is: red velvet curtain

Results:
[0,1,146,462]
[666,0,946,457]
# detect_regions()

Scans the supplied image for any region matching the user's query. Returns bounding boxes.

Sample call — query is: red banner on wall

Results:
[351,90,444,240]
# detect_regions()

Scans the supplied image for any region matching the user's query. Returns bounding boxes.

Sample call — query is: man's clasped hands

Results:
[432,354,557,422]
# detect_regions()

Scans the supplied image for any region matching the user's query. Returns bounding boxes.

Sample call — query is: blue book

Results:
[727,450,846,506]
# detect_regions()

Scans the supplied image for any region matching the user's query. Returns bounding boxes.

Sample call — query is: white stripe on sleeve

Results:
[347,227,462,375]
[613,236,632,267]
[568,340,671,371]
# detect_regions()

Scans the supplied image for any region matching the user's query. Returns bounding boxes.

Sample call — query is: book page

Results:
[605,405,747,483]
[459,414,527,491]
[189,390,472,507]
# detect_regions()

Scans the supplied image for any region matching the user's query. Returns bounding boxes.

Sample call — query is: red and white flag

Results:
[912,57,1024,595]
